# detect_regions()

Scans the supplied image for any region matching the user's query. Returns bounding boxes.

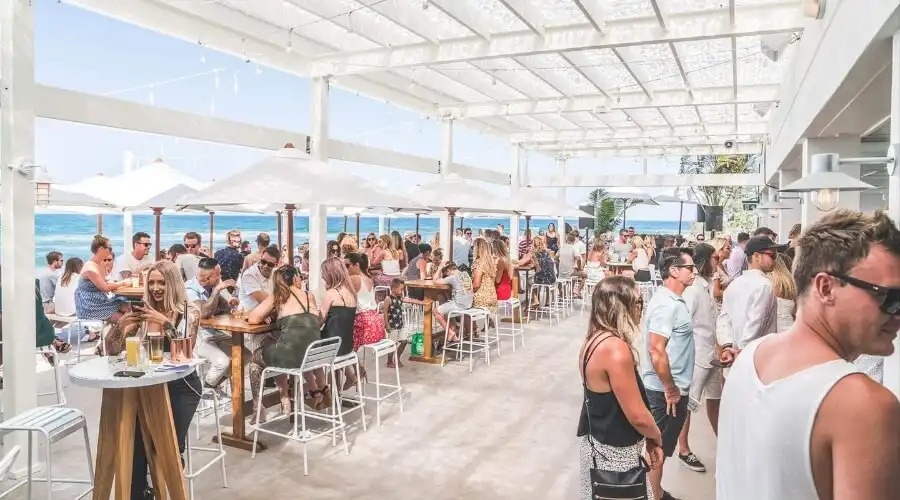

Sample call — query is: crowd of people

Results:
[578,212,900,500]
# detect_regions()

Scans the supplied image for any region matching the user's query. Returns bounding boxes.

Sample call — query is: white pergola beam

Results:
[552,144,761,157]
[533,136,763,150]
[511,122,768,143]
[528,173,765,187]
[362,0,442,43]
[498,0,546,37]
[440,84,778,118]
[649,0,669,31]
[34,84,508,184]
[572,0,607,32]
[428,0,493,40]
[308,2,802,76]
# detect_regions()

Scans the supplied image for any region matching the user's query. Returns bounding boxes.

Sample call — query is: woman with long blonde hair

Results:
[105,260,202,500]
[372,234,400,291]
[709,237,733,300]
[629,235,651,281]
[585,240,607,283]
[769,253,796,332]
[493,239,513,301]
[472,237,498,314]
[577,276,662,500]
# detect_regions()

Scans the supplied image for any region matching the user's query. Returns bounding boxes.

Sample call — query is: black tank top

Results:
[576,334,649,447]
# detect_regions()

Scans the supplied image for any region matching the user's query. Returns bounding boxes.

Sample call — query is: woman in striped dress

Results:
[75,235,131,322]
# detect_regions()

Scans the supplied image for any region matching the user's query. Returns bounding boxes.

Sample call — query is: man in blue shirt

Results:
[641,247,696,500]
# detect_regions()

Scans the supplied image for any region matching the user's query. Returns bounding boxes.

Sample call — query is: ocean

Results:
[29,214,694,268]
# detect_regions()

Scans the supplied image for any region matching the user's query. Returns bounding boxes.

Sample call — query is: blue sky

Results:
[33,1,691,222]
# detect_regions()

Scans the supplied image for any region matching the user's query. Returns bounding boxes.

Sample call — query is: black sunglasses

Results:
[828,273,900,315]
[675,264,696,272]
[258,260,276,269]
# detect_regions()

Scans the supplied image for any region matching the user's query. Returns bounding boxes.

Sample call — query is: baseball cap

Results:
[745,235,786,256]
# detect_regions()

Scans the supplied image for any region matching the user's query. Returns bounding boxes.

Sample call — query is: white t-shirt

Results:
[557,244,580,277]
[176,254,201,282]
[572,240,586,258]
[113,252,155,281]
[682,275,718,368]
[53,273,80,317]
[238,264,270,311]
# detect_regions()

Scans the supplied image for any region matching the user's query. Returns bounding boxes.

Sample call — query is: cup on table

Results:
[170,337,194,362]
[125,337,140,368]
[130,276,140,288]
[148,334,165,364]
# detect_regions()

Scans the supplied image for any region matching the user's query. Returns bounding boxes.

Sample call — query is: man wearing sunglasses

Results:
[113,231,155,281]
[177,232,202,281]
[716,235,780,356]
[717,210,900,499]
[641,247,696,500]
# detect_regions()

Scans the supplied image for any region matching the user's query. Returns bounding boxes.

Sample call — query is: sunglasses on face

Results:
[185,243,199,249]
[102,258,113,262]
[136,242,151,247]
[258,260,276,269]
[829,273,900,315]
[675,264,696,272]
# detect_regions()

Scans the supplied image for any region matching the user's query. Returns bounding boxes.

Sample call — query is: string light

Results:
[213,69,220,89]
[233,73,239,94]
[286,28,293,53]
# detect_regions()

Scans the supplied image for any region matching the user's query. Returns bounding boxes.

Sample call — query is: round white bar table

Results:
[70,357,199,500]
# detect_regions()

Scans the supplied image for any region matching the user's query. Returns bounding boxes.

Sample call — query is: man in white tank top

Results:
[717,210,900,500]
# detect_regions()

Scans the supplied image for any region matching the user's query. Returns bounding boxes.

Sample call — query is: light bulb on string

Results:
[255,63,262,75]
[233,73,239,94]
[812,188,839,211]
[768,209,779,219]
[286,28,293,53]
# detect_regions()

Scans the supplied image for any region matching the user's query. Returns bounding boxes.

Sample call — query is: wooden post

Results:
[276,210,283,249]
[208,211,215,252]
[97,214,103,234]
[525,215,531,231]
[447,208,457,260]
[387,218,391,233]
[355,214,360,243]
[460,216,465,229]
[415,213,420,235]
[286,204,295,265]
[343,215,348,232]
[152,207,163,259]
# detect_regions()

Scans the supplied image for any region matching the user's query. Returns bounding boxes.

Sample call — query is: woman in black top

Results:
[577,276,663,500]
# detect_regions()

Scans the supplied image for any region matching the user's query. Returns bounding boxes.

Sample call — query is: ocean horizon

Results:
[26,214,698,268]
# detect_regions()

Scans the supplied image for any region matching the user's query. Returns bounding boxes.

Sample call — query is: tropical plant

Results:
[589,188,624,236]
[679,154,760,231]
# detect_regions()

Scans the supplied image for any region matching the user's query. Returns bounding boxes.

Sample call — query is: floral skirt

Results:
[579,436,653,500]
[353,310,385,351]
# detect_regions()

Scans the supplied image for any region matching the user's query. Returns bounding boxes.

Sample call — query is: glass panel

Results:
[661,106,701,126]
[696,104,735,124]
[626,108,668,128]
[470,0,529,33]
[532,114,582,130]
[737,103,770,123]
[472,58,562,98]
[515,53,597,96]
[631,43,684,91]
[594,109,631,128]
[565,49,637,93]
[530,0,588,27]
[404,67,494,102]
[292,0,422,46]
[563,111,611,129]
[735,36,791,86]
[393,0,473,39]
[431,63,529,100]
[602,0,655,20]
[505,115,546,131]
[674,39,732,89]
[663,0,724,14]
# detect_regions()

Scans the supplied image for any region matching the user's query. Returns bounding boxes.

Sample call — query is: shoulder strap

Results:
[581,333,614,381]
[289,289,309,313]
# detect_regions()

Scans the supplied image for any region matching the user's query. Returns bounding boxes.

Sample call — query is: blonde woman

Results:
[372,234,400,289]
[629,235,651,282]
[578,276,662,500]
[493,240,513,301]
[472,237,498,314]
[710,237,733,300]
[585,240,608,283]
[769,253,796,332]
[430,232,441,251]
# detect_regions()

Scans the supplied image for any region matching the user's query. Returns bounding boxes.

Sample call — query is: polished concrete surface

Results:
[5,311,718,499]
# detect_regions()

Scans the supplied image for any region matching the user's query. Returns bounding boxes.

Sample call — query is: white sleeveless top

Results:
[356,278,379,313]
[381,259,401,276]
[632,248,649,271]
[716,337,861,500]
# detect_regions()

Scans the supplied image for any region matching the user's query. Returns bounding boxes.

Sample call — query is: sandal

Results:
[304,390,323,410]
[319,386,333,411]
[280,397,292,416]
[52,338,72,354]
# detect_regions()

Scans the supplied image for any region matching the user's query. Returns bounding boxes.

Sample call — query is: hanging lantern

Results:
[34,179,51,207]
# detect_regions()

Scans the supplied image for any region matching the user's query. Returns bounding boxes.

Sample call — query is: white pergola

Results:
[0,0,809,471]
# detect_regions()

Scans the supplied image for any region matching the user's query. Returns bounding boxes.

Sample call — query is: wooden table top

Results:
[404,279,451,290]
[607,262,634,267]
[200,314,275,334]
[115,286,144,298]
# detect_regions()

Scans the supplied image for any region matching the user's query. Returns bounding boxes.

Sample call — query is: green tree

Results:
[679,154,761,232]
[589,188,620,236]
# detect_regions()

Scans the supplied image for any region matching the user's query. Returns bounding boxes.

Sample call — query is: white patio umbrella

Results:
[604,188,659,227]
[405,174,520,259]
[653,188,699,235]
[184,144,426,263]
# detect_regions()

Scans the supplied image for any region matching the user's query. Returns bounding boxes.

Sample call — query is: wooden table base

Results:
[93,386,188,500]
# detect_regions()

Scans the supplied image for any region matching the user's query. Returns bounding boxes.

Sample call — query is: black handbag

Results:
[582,336,650,500]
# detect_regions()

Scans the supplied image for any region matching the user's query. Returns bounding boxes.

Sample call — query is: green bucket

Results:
[410,331,425,357]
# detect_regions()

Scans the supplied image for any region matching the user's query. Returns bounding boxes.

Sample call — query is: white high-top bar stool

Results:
[495,298,524,352]
[360,339,404,426]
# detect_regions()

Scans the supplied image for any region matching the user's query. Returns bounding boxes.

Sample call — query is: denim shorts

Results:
[646,389,689,457]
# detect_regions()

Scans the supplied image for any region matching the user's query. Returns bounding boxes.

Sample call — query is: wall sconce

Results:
[757,188,794,218]
[779,144,897,211]
[9,162,53,207]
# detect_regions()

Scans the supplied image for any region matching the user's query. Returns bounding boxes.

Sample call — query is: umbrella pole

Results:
[525,215,531,232]
[97,214,103,234]
[387,218,391,233]
[208,211,215,253]
[286,204,295,265]
[447,209,457,261]
[622,208,627,228]
[415,214,420,236]
[152,207,163,260]
[343,216,348,232]
[356,214,360,242]
[677,202,684,236]
[276,210,283,249]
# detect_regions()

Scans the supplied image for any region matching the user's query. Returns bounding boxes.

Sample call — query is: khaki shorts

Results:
[689,364,723,405]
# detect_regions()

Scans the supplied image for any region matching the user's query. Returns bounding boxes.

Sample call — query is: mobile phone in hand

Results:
[710,359,730,368]
[113,370,145,378]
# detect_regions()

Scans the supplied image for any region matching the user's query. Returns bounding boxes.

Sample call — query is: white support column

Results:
[800,137,862,226]
[557,156,567,233]
[509,145,521,252]
[378,215,385,235]
[308,76,330,297]
[884,30,900,399]
[122,150,135,251]
[777,170,802,244]
[439,119,454,251]
[1,0,38,474]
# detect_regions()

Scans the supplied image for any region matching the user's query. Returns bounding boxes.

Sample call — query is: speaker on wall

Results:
[696,205,706,223]
[703,205,724,232]
[579,217,595,230]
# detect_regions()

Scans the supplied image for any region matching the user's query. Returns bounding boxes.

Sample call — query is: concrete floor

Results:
[4,312,718,499]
